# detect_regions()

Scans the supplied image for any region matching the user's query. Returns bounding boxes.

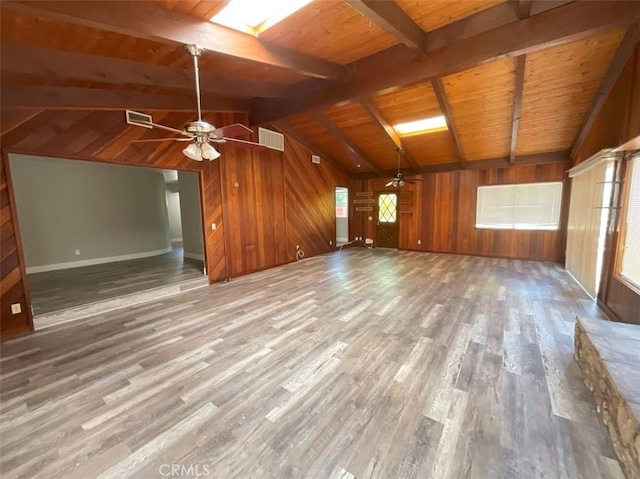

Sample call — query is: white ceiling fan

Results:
[125,44,265,161]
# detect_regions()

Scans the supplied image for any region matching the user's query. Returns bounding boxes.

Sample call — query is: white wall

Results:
[178,171,204,261]
[165,182,183,243]
[9,154,172,273]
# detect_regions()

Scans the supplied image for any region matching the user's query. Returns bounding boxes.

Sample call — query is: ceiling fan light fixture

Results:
[201,142,221,160]
[183,143,203,161]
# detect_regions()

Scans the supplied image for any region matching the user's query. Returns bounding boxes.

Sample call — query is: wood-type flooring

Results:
[0,249,623,478]
[27,247,204,315]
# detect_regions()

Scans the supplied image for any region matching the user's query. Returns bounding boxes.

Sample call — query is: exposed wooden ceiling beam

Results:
[270,121,351,176]
[1,85,250,111]
[1,43,289,99]
[358,99,419,170]
[1,1,343,80]
[431,79,467,169]
[509,56,527,166]
[516,0,532,19]
[313,112,384,175]
[344,0,429,51]
[508,0,532,166]
[571,23,640,157]
[254,1,639,124]
[341,2,468,171]
[353,150,569,179]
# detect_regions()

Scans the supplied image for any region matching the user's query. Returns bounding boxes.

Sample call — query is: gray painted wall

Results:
[177,171,204,261]
[9,154,171,272]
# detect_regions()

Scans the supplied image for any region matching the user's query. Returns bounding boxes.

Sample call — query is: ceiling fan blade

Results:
[223,137,266,151]
[130,137,192,144]
[385,180,394,187]
[148,121,191,137]
[212,123,252,139]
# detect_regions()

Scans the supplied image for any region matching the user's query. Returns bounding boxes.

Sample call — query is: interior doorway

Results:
[335,187,349,246]
[376,192,399,248]
[8,154,207,324]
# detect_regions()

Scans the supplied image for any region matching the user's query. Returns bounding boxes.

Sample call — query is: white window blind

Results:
[476,182,563,230]
[621,156,640,288]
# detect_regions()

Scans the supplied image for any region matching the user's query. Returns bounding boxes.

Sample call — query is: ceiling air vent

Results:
[126,110,153,129]
[258,127,285,151]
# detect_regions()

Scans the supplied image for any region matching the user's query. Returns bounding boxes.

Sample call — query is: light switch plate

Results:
[11,303,21,314]
[211,223,216,230]
[75,249,81,256]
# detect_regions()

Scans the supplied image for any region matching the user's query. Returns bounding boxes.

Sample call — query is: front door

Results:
[376,192,399,248]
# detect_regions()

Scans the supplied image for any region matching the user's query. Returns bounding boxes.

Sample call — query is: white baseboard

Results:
[26,246,173,274]
[171,238,183,243]
[183,252,204,261]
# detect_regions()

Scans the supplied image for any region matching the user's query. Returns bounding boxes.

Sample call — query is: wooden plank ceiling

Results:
[1,0,637,177]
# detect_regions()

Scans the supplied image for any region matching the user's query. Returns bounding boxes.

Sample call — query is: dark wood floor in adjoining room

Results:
[0,249,623,478]
[27,247,204,315]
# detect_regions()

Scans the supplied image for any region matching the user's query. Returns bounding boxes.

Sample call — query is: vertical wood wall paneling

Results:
[1,150,34,338]
[352,162,566,261]
[573,45,640,325]
[220,144,287,277]
[283,134,352,261]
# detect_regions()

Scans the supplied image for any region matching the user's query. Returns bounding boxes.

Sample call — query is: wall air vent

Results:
[311,155,321,164]
[125,110,153,129]
[258,127,285,151]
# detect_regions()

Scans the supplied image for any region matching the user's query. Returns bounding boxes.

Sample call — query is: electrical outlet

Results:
[211,223,216,230]
[11,303,21,314]
[75,249,81,256]
[329,240,332,245]
[418,239,422,245]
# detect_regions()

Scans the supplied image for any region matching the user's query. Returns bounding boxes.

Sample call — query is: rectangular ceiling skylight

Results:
[211,0,313,36]
[394,116,448,135]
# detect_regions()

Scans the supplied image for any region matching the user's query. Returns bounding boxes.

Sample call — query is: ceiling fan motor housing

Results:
[184,120,216,135]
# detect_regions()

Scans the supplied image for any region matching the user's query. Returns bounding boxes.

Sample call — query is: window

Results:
[335,188,348,218]
[394,116,448,136]
[378,193,397,223]
[620,156,640,289]
[210,0,313,36]
[476,182,563,230]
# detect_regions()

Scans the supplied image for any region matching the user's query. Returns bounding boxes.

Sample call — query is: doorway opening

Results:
[335,187,349,246]
[8,154,207,326]
[376,192,399,248]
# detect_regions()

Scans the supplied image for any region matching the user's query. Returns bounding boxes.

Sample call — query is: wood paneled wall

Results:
[0,109,351,337]
[283,134,351,261]
[220,146,287,277]
[1,152,33,338]
[574,45,640,325]
[351,162,567,262]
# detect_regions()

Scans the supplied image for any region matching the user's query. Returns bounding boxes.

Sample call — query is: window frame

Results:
[474,181,564,231]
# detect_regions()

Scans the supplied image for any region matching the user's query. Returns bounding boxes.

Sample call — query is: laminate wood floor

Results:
[0,249,623,479]
[27,247,204,315]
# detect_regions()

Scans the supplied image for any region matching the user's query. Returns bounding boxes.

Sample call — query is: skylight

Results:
[211,0,313,36]
[394,116,448,136]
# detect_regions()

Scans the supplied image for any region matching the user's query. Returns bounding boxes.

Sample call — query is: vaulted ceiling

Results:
[1,1,638,177]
